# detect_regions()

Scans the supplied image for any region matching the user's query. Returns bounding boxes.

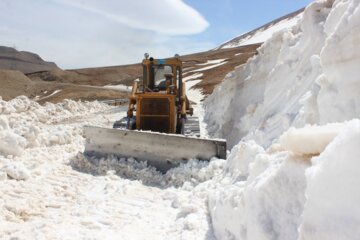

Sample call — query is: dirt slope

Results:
[0,70,35,100]
[0,70,128,103]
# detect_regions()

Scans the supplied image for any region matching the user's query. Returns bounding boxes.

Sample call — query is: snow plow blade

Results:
[84,126,227,172]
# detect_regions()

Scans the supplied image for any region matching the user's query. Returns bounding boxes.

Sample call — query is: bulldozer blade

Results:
[84,126,227,172]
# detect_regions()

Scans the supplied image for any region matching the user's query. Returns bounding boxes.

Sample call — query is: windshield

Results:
[153,65,172,85]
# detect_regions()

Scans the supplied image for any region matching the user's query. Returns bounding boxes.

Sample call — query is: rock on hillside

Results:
[0,46,59,74]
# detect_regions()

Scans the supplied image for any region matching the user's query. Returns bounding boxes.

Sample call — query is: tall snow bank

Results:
[209,120,359,240]
[204,0,360,149]
[205,0,360,239]
[299,120,360,239]
[209,141,308,240]
[317,0,360,123]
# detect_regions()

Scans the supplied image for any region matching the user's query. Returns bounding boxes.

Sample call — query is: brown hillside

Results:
[0,70,35,100]
[0,69,128,103]
[26,43,260,102]
[0,46,59,74]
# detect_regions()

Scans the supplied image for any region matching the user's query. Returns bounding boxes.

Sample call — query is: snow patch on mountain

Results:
[219,9,304,49]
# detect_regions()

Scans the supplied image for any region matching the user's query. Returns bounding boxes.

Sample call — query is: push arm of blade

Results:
[127,81,138,118]
[181,82,187,117]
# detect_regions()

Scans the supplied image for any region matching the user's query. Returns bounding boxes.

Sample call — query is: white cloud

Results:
[52,0,209,35]
[0,0,213,69]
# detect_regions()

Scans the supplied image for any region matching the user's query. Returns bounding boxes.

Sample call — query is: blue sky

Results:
[0,0,313,69]
[184,0,313,44]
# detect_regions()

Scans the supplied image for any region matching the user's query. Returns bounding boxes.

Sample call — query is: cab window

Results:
[153,65,172,85]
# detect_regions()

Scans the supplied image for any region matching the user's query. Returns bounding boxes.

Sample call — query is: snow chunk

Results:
[0,130,27,156]
[299,119,360,239]
[9,95,33,113]
[1,162,30,180]
[0,116,9,130]
[279,122,346,155]
[226,140,265,179]
[0,171,7,181]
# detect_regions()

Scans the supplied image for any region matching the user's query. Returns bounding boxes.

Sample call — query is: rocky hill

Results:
[0,46,59,74]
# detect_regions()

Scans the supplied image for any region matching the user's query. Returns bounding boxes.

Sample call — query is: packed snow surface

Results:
[103,84,132,92]
[38,89,62,101]
[2,0,360,239]
[196,59,227,66]
[0,96,225,239]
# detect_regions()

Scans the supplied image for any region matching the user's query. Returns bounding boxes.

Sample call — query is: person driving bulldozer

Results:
[158,73,173,91]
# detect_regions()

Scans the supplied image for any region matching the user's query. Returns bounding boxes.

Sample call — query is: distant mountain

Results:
[218,8,304,49]
[0,46,60,74]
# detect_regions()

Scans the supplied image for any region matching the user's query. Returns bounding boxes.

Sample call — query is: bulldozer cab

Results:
[124,54,187,134]
[142,56,183,97]
[153,65,172,89]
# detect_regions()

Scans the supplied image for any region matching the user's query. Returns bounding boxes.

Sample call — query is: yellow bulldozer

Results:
[84,54,226,172]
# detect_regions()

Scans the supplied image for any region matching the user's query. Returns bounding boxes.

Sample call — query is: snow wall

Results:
[204,0,360,239]
[0,96,111,179]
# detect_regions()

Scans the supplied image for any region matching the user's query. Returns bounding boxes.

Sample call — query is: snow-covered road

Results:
[0,97,224,239]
